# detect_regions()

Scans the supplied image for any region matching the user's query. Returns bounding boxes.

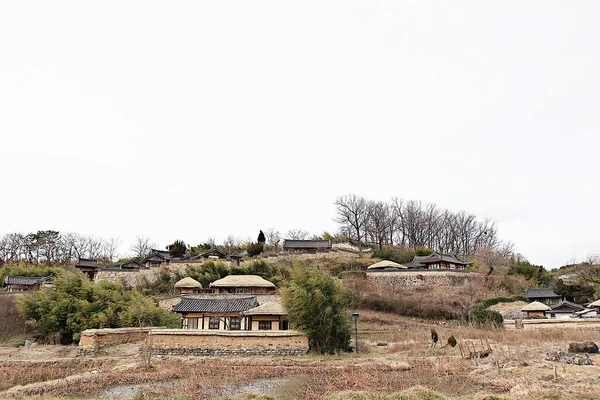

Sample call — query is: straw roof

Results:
[209,275,276,288]
[174,277,202,288]
[243,302,286,316]
[367,260,408,270]
[521,301,551,312]
[588,299,600,307]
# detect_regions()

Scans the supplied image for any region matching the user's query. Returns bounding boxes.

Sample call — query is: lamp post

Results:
[352,312,359,353]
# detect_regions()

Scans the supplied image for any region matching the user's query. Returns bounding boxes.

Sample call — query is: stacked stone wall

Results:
[149,329,309,356]
[367,270,479,291]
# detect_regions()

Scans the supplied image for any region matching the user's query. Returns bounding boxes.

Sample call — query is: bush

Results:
[467,306,503,327]
[17,272,179,343]
[0,264,64,288]
[282,263,352,354]
[372,246,415,265]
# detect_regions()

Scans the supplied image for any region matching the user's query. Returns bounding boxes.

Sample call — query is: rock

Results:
[568,342,599,354]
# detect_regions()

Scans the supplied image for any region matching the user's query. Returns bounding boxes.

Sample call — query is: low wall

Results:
[504,319,600,330]
[79,327,165,351]
[149,329,309,356]
[367,270,478,290]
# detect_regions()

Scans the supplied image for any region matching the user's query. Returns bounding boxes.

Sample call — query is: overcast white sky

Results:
[1,1,599,268]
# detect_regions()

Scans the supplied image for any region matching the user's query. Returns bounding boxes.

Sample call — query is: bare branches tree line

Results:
[0,231,125,265]
[334,193,513,257]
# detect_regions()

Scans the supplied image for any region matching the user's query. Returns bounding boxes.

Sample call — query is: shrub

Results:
[282,263,352,354]
[0,264,64,288]
[17,272,178,343]
[372,246,415,265]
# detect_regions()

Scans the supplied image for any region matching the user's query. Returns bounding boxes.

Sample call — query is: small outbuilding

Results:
[174,277,202,295]
[522,301,551,318]
[367,260,408,271]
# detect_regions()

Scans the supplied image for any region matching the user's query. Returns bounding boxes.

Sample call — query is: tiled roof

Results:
[146,249,171,260]
[76,258,101,267]
[173,296,258,313]
[191,248,226,259]
[4,275,54,286]
[525,288,561,298]
[282,240,332,249]
[550,300,585,311]
[421,252,470,265]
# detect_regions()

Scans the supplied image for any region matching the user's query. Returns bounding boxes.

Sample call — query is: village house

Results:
[403,252,470,270]
[524,288,562,306]
[209,275,277,294]
[191,248,226,260]
[4,275,54,292]
[142,249,172,268]
[173,296,289,331]
[113,259,145,270]
[546,300,586,319]
[282,239,332,253]
[521,301,551,318]
[175,277,202,295]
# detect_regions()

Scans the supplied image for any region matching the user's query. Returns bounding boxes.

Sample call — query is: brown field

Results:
[1,310,600,399]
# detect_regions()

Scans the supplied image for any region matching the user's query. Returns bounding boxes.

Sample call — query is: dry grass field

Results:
[1,310,600,399]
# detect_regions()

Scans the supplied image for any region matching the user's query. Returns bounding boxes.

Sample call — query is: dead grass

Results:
[2,312,600,399]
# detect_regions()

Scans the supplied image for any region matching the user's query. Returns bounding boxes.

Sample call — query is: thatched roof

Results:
[175,277,202,288]
[209,275,275,288]
[243,302,286,316]
[588,299,600,307]
[521,301,551,312]
[367,260,408,270]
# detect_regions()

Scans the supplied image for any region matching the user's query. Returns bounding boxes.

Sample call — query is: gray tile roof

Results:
[173,296,259,313]
[525,288,561,298]
[4,275,54,286]
[405,252,470,268]
[76,258,101,268]
[282,240,332,249]
[550,300,585,311]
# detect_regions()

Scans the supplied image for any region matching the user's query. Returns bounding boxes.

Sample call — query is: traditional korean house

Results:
[404,252,470,270]
[521,301,551,318]
[282,240,332,253]
[113,259,145,270]
[524,288,562,306]
[4,275,54,292]
[191,248,226,260]
[173,296,259,330]
[209,275,277,294]
[142,249,171,268]
[174,277,202,295]
[75,258,103,279]
[546,300,586,319]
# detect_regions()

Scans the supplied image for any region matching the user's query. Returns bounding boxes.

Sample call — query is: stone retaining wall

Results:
[149,329,309,356]
[504,319,600,330]
[367,270,478,290]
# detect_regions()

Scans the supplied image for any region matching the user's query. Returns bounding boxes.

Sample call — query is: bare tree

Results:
[103,237,122,262]
[334,194,370,253]
[285,229,309,240]
[131,236,153,258]
[264,227,281,246]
